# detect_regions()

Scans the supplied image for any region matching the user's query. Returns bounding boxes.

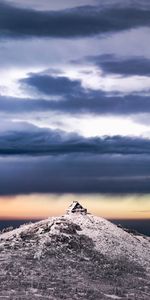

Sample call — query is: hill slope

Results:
[0,211,150,300]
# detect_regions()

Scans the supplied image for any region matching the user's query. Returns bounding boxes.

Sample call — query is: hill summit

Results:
[0,202,150,300]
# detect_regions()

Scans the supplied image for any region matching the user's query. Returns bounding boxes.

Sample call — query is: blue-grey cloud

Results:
[2,71,147,116]
[1,92,150,116]
[0,153,150,195]
[17,72,150,115]
[1,122,150,156]
[88,55,150,76]
[6,0,96,11]
[0,1,150,39]
[21,74,82,97]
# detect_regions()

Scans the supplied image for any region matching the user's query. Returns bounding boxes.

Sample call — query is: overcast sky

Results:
[0,0,150,210]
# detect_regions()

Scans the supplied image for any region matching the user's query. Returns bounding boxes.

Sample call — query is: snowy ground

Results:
[0,213,149,299]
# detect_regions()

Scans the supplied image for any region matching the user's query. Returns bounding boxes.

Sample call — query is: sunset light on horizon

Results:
[0,194,149,221]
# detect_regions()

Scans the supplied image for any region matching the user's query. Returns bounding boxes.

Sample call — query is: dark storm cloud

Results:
[1,92,150,116]
[0,1,150,38]
[1,122,150,156]
[19,73,150,115]
[89,55,150,76]
[0,154,150,195]
[21,75,82,96]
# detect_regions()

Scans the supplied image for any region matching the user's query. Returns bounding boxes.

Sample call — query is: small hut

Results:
[66,201,87,214]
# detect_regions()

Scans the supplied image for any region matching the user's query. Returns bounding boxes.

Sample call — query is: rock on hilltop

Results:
[0,202,150,300]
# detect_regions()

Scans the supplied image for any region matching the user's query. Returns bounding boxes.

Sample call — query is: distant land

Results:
[0,218,150,236]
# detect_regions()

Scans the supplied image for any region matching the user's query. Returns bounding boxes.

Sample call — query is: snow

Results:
[0,212,149,269]
[104,294,122,299]
[0,210,149,299]
[65,213,150,269]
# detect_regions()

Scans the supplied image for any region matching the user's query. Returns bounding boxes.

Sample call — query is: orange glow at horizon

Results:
[0,194,150,220]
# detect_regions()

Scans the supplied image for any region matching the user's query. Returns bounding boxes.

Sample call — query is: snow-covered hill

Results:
[0,204,150,299]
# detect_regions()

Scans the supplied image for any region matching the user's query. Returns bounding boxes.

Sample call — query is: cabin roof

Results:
[67,201,87,214]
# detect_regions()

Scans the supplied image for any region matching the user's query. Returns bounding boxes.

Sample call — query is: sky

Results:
[0,0,150,221]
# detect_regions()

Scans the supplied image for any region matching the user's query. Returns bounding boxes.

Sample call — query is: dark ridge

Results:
[110,219,150,237]
[0,219,40,232]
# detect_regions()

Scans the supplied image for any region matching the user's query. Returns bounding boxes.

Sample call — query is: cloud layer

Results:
[1,153,150,195]
[0,1,150,38]
[0,0,150,197]
[89,55,150,76]
[1,122,150,156]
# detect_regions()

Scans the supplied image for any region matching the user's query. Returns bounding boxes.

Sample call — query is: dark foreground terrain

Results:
[0,212,149,300]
